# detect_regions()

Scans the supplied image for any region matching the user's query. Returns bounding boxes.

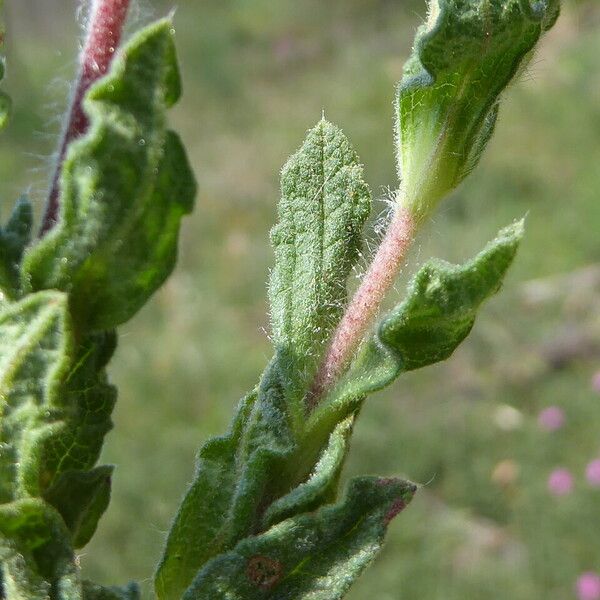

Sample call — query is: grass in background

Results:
[2,1,600,598]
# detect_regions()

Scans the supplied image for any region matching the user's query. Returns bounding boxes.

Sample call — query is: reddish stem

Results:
[310,205,417,404]
[40,0,131,235]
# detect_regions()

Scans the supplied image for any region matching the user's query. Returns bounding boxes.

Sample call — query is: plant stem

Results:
[40,0,131,235]
[310,203,417,404]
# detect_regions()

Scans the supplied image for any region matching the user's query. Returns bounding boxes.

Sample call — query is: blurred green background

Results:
[2,1,600,598]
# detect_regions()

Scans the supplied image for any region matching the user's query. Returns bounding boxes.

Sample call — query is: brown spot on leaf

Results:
[247,555,283,589]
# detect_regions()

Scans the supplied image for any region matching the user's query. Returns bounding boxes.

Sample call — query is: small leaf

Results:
[268,119,371,417]
[0,291,116,550]
[157,356,300,600]
[22,19,195,331]
[154,391,258,600]
[262,415,354,530]
[309,221,523,435]
[43,465,113,549]
[182,477,416,600]
[396,0,559,217]
[0,499,83,600]
[24,331,117,496]
[0,195,33,298]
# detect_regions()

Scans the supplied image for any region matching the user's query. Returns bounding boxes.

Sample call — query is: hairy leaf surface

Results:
[0,196,33,299]
[157,356,299,600]
[396,0,559,217]
[182,477,416,600]
[261,416,353,530]
[155,391,257,600]
[0,499,82,600]
[22,20,195,331]
[0,290,116,558]
[308,221,523,436]
[269,119,371,416]
[44,465,113,549]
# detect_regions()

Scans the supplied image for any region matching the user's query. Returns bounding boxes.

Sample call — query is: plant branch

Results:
[40,0,131,235]
[310,203,418,403]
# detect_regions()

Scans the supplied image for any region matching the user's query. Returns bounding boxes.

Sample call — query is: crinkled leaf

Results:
[0,195,33,298]
[0,292,116,552]
[157,357,299,600]
[0,499,82,600]
[182,476,416,600]
[22,19,195,331]
[269,119,371,416]
[262,415,354,530]
[44,465,113,549]
[155,391,257,600]
[309,221,523,435]
[396,0,559,217]
[0,291,73,502]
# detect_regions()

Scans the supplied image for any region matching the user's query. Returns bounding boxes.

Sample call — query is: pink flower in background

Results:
[592,371,600,394]
[547,468,574,496]
[538,406,565,431]
[586,459,600,488]
[576,572,600,600]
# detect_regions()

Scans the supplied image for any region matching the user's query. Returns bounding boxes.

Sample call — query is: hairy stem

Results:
[311,204,417,403]
[40,0,131,235]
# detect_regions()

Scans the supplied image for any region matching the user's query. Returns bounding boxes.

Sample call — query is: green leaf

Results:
[43,465,113,549]
[26,331,117,499]
[268,119,371,418]
[261,415,354,530]
[0,291,116,552]
[0,499,83,600]
[22,19,195,331]
[157,356,300,600]
[308,221,523,436]
[155,391,257,600]
[82,581,141,600]
[396,0,559,218]
[181,476,416,600]
[0,196,33,298]
[0,291,73,503]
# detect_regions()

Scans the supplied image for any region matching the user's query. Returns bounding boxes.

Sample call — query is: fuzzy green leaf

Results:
[155,391,258,600]
[396,0,559,217]
[44,465,113,549]
[262,416,354,530]
[157,356,300,600]
[0,196,33,298]
[0,292,116,554]
[309,221,523,435]
[27,331,117,502]
[269,119,371,414]
[0,499,82,600]
[182,477,416,600]
[22,19,195,331]
[0,291,73,503]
